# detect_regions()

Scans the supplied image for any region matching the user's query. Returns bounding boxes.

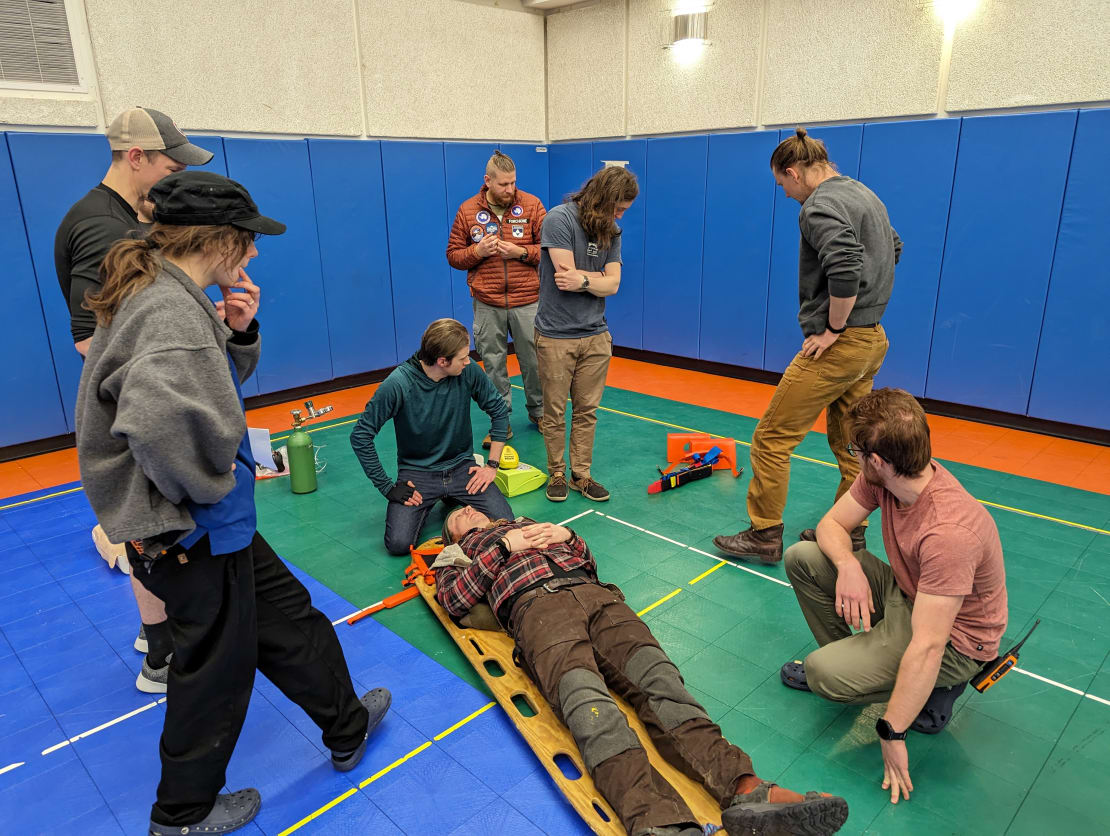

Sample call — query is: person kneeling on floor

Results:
[780,387,1007,804]
[438,506,849,836]
[349,317,514,556]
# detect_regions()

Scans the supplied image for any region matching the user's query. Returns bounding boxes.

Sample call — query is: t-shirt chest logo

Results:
[587,242,599,257]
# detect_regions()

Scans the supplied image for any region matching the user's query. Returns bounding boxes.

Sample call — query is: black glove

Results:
[386,481,416,503]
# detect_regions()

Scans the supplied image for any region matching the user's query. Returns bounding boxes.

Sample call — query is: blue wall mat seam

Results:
[695,136,711,358]
[762,183,780,372]
[304,139,337,383]
[380,145,404,364]
[3,132,69,434]
[921,117,965,399]
[443,142,456,322]
[1024,111,1080,417]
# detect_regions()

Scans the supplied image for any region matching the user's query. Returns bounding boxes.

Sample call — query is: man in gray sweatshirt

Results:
[715,128,901,564]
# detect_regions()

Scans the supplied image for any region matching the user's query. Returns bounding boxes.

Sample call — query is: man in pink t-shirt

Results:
[781,388,1007,805]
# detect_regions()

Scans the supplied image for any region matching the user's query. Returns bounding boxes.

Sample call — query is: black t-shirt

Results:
[54,183,146,342]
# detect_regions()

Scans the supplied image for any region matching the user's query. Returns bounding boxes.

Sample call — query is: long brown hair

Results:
[769,127,839,175]
[86,224,254,327]
[571,166,638,248]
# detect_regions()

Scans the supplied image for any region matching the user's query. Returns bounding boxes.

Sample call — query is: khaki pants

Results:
[785,541,983,704]
[535,330,611,479]
[747,324,889,529]
[473,299,542,422]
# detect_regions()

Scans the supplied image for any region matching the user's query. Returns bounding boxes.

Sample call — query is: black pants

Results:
[131,532,368,826]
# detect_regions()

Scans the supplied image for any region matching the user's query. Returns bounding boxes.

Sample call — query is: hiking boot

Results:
[149,788,261,835]
[570,474,610,502]
[546,473,568,502]
[529,414,542,430]
[136,655,169,694]
[799,525,867,551]
[134,624,148,654]
[482,425,513,450]
[713,524,784,564]
[332,687,392,771]
[722,781,848,836]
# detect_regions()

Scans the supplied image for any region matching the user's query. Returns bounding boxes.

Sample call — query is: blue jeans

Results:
[383,460,513,555]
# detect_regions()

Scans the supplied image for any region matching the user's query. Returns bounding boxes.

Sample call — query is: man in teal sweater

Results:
[350,318,514,555]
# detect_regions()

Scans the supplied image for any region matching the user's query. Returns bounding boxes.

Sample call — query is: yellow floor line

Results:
[688,561,726,585]
[509,384,1110,537]
[0,486,83,511]
[637,588,682,616]
[279,701,496,835]
[271,417,359,443]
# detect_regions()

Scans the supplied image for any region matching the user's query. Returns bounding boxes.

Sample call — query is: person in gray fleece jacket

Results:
[75,171,388,836]
[715,128,901,565]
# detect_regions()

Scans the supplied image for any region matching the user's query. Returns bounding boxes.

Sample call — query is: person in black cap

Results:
[54,106,216,694]
[74,171,391,836]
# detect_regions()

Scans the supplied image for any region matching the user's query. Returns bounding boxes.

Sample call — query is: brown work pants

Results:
[511,583,753,834]
[747,324,889,529]
[534,330,611,480]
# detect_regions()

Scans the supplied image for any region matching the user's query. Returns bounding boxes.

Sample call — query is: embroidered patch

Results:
[470,225,484,243]
[587,242,599,257]
[511,204,523,216]
[476,210,490,224]
[512,226,524,238]
[486,222,499,235]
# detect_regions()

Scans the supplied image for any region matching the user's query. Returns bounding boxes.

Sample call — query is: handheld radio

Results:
[970,619,1040,694]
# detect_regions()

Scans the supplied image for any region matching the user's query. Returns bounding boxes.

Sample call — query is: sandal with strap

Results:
[910,681,967,734]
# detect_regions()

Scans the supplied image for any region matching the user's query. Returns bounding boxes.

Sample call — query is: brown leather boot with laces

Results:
[713,524,784,564]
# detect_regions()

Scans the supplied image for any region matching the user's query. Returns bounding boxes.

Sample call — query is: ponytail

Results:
[770,127,839,174]
[86,238,160,327]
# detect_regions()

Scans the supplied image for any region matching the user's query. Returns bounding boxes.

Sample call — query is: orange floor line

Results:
[2,358,1106,497]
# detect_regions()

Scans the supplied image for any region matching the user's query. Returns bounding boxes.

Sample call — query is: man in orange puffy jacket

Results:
[447,150,546,448]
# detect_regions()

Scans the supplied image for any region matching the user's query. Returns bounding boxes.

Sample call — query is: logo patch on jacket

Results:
[511,204,523,216]
[485,223,499,235]
[512,226,524,238]
[476,210,490,224]
[470,225,484,242]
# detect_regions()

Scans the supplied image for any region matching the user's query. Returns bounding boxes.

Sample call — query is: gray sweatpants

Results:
[473,298,542,422]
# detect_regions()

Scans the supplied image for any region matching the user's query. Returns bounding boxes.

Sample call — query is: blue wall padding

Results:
[592,140,647,350]
[861,118,960,397]
[308,139,398,379]
[764,124,863,373]
[381,141,454,360]
[1027,108,1110,429]
[699,131,779,369]
[224,138,332,395]
[499,143,550,208]
[7,132,110,430]
[0,135,68,445]
[191,135,229,176]
[642,136,708,358]
[444,142,498,327]
[926,110,1077,414]
[547,142,593,209]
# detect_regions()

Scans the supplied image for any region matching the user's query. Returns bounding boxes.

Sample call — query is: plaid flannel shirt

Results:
[435,517,595,618]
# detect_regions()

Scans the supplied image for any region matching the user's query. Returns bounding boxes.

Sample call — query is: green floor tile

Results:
[686,685,730,723]
[679,645,772,708]
[968,674,1087,744]
[617,573,685,616]
[774,750,889,835]
[1053,671,1110,768]
[1026,747,1110,826]
[656,589,744,645]
[716,708,808,781]
[1005,791,1106,836]
[643,619,709,668]
[865,798,964,835]
[737,676,845,747]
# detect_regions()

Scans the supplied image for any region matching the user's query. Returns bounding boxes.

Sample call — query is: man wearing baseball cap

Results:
[54,107,213,694]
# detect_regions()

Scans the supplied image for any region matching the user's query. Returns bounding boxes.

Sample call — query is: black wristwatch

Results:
[827,321,847,334]
[518,251,528,263]
[581,274,591,290]
[496,537,512,559]
[486,459,499,470]
[875,718,907,741]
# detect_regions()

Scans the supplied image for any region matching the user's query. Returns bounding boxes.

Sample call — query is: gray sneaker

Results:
[136,654,169,694]
[149,788,261,835]
[133,624,148,654]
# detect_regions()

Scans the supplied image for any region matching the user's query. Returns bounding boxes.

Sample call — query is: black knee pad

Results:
[624,646,708,732]
[557,668,641,772]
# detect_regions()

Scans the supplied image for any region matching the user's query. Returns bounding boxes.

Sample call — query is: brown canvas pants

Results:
[511,583,753,834]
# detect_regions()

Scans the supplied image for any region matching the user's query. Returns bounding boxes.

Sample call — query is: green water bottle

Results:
[287,409,317,494]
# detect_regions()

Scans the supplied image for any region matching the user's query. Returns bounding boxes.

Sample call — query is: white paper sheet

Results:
[248,427,278,470]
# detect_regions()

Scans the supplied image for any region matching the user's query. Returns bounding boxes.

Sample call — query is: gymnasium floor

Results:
[1,357,1108,835]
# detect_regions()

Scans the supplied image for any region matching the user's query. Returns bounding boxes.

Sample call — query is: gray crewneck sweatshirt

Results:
[796,176,902,336]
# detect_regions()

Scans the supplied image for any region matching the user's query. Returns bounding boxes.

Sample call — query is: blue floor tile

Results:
[434,706,540,794]
[0,560,55,597]
[0,757,111,833]
[0,649,31,696]
[2,601,94,654]
[285,790,403,836]
[448,796,547,836]
[16,626,117,683]
[502,767,594,835]
[0,580,72,625]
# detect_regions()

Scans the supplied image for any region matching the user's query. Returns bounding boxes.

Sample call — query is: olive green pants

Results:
[784,541,983,704]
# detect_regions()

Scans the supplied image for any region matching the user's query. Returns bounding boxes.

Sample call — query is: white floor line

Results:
[40,697,166,756]
[0,762,24,775]
[558,509,595,527]
[332,612,359,626]
[592,510,1110,706]
[1014,667,1110,706]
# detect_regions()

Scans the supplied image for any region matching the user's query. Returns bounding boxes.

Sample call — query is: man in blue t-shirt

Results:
[350,318,513,555]
[535,166,639,503]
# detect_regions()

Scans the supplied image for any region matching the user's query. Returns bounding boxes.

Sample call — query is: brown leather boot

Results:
[713,524,784,564]
[798,525,867,551]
